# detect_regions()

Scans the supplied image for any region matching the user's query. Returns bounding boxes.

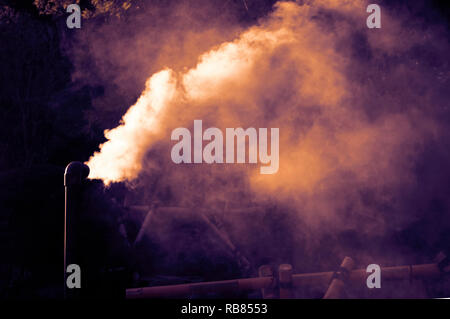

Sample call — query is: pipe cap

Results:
[64,162,90,186]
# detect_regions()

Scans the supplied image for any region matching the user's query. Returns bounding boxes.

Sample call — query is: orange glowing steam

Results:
[86,69,177,184]
[85,0,433,234]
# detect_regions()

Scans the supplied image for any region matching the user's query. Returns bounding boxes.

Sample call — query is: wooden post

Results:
[258,265,276,299]
[278,264,293,299]
[323,257,355,299]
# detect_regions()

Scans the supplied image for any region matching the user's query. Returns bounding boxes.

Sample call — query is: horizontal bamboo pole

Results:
[128,206,265,217]
[126,263,441,299]
[127,276,274,299]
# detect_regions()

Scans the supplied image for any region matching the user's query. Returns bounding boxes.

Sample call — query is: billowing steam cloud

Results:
[87,69,177,184]
[86,0,446,233]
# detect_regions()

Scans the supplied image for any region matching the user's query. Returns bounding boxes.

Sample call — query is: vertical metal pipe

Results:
[64,162,89,299]
[64,186,67,298]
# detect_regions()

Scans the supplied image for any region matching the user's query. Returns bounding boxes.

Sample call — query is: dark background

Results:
[0,0,449,299]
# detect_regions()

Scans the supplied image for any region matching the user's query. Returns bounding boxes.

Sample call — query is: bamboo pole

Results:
[127,277,273,299]
[258,265,276,299]
[133,208,154,246]
[323,257,355,299]
[278,264,293,299]
[128,206,264,218]
[198,213,251,271]
[131,206,252,270]
[126,263,442,299]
